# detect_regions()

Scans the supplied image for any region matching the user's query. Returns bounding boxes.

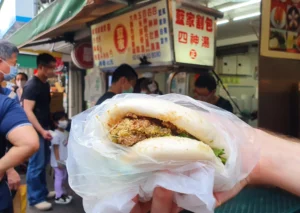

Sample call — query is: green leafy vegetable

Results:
[220,157,227,164]
[212,148,225,157]
[212,148,227,165]
[178,133,192,138]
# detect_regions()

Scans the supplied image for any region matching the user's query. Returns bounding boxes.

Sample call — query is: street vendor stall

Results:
[7,1,300,213]
[90,0,222,96]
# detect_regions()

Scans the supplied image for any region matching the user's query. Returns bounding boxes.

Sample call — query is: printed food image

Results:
[296,35,300,51]
[271,7,286,29]
[275,7,285,23]
[269,30,286,50]
[287,6,300,31]
[286,32,297,49]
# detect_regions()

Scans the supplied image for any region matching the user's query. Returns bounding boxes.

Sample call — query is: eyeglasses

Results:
[1,58,19,67]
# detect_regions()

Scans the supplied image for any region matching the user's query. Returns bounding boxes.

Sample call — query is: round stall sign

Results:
[113,24,128,53]
[71,42,94,69]
[190,49,197,59]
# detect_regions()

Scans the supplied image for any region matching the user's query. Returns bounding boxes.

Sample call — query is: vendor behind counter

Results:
[193,73,233,113]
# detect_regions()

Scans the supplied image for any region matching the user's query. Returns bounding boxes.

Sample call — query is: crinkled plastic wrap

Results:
[67,94,259,213]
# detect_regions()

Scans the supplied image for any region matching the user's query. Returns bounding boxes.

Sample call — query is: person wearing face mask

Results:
[14,72,28,105]
[22,53,57,211]
[0,41,19,100]
[140,78,163,95]
[50,111,72,205]
[0,41,38,213]
[194,73,233,113]
[0,41,23,204]
[96,64,138,106]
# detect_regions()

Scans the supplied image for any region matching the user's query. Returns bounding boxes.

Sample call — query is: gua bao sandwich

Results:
[100,97,228,171]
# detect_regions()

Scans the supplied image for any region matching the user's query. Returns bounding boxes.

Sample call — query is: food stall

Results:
[90,0,222,97]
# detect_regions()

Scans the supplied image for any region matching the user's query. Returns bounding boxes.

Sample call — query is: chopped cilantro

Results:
[220,157,227,164]
[212,148,225,157]
[212,148,227,165]
[178,133,191,138]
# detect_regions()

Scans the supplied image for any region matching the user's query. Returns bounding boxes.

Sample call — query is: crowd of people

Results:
[0,41,73,212]
[0,40,300,213]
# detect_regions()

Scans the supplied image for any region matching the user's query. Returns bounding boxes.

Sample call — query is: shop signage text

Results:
[172,2,215,66]
[91,1,172,69]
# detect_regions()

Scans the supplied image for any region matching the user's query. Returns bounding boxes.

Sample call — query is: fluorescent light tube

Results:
[217,19,229,25]
[233,12,261,21]
[219,0,261,12]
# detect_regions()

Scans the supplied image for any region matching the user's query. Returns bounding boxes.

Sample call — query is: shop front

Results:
[89,0,222,108]
[6,0,300,212]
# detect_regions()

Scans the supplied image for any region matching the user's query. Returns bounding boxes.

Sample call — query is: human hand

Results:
[57,160,66,169]
[6,168,21,191]
[214,129,293,206]
[42,130,52,141]
[130,187,182,213]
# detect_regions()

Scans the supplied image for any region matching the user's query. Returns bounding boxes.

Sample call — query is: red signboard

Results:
[72,42,94,69]
[55,57,64,72]
[114,24,128,53]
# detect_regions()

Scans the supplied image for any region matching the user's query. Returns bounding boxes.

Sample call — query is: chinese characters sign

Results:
[91,1,172,68]
[172,2,215,66]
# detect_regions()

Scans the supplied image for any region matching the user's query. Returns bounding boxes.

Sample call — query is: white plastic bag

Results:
[67,94,259,213]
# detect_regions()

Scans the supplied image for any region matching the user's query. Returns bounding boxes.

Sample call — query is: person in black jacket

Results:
[194,73,233,113]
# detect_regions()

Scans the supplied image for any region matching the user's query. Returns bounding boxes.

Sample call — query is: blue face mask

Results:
[0,60,18,81]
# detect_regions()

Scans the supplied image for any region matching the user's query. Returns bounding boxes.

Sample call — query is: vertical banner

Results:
[261,0,300,59]
[172,2,216,66]
[91,0,172,69]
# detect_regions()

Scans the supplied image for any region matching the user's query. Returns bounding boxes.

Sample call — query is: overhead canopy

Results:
[7,0,128,48]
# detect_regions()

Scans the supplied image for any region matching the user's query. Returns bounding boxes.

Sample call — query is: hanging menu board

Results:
[172,2,215,67]
[91,1,172,69]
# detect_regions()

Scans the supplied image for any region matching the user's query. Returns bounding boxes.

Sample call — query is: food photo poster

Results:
[261,0,300,59]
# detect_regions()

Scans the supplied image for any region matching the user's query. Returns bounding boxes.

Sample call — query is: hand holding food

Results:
[67,94,259,213]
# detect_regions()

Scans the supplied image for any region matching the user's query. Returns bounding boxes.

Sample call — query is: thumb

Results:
[214,178,249,207]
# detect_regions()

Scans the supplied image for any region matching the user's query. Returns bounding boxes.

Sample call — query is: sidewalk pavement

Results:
[20,169,85,213]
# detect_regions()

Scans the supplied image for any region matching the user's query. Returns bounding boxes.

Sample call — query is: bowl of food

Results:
[271,6,286,29]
